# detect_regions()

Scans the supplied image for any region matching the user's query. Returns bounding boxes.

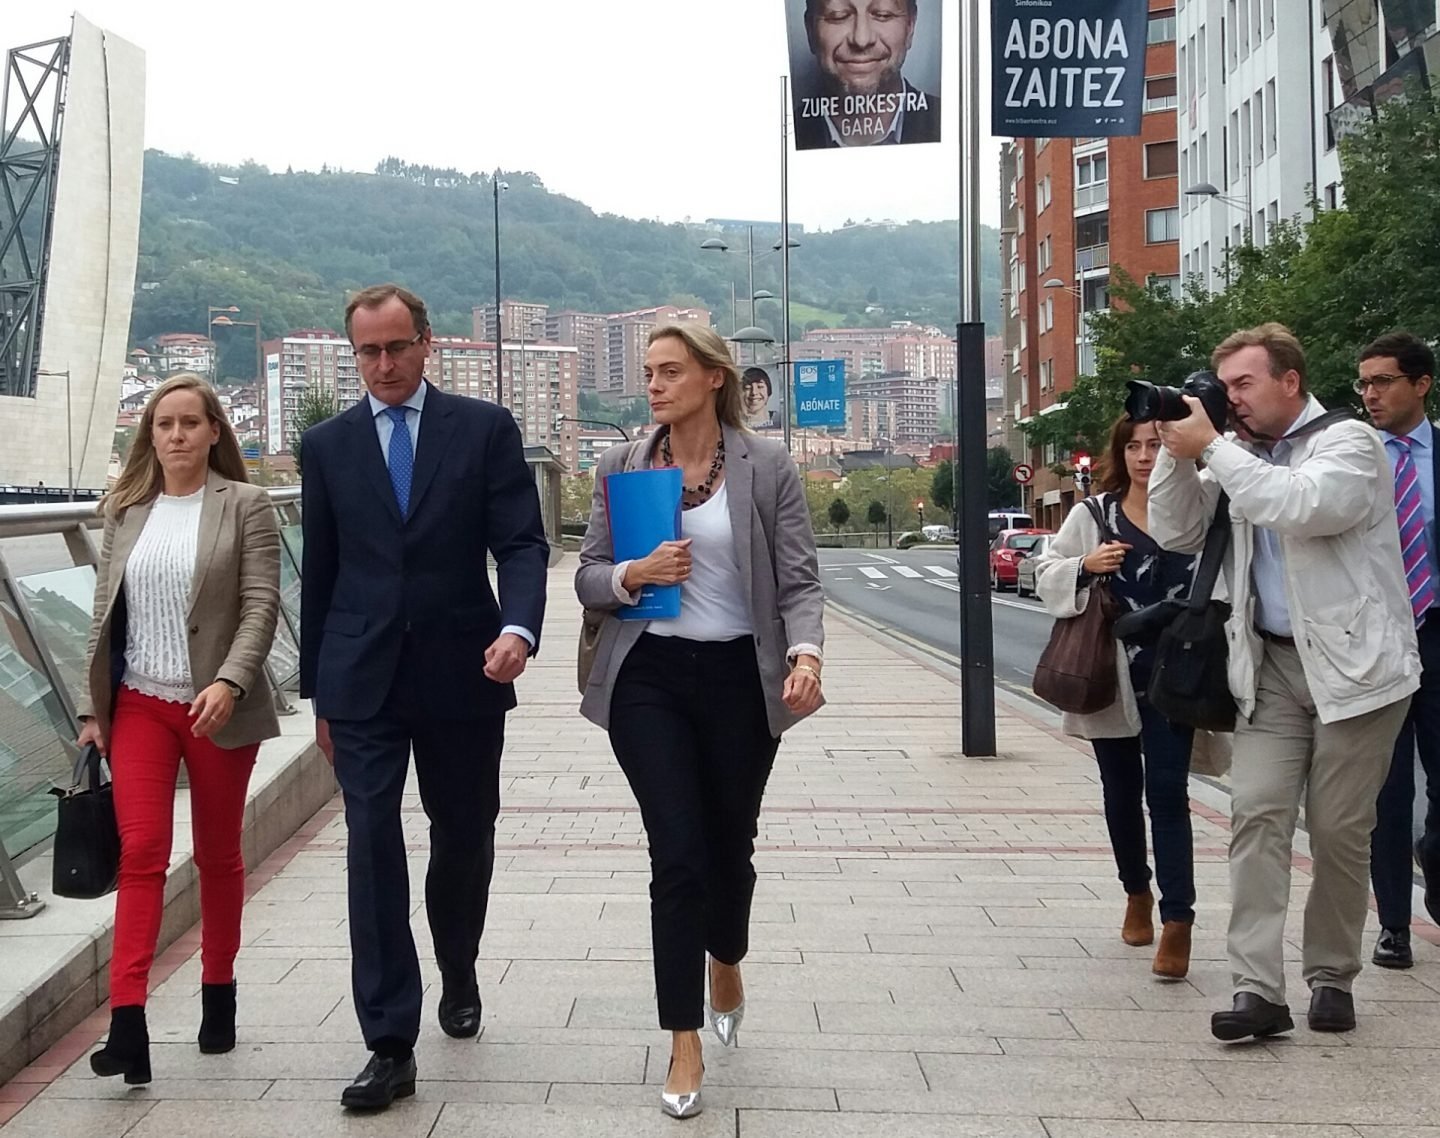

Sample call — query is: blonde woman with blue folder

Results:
[576,324,825,1119]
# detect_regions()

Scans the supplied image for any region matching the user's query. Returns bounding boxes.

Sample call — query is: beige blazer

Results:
[80,469,283,750]
[575,425,826,737]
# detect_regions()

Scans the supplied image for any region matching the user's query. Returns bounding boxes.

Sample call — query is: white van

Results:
[921,524,956,542]
[987,510,1033,540]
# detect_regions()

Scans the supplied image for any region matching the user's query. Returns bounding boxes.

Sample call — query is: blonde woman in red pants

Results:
[78,374,280,1085]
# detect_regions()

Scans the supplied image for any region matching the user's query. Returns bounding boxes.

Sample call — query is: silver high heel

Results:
[706,960,745,1048]
[660,1057,704,1119]
[705,997,745,1048]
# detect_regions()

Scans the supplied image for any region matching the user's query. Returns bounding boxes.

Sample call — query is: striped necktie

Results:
[1391,436,1435,626]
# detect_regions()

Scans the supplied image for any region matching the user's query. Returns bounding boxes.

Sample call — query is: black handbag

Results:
[1144,492,1237,733]
[49,743,120,900]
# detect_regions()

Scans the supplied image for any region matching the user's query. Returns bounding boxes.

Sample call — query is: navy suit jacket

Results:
[299,382,549,721]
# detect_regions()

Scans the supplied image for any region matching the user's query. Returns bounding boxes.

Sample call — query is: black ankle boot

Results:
[198,980,237,1054]
[90,1005,151,1084]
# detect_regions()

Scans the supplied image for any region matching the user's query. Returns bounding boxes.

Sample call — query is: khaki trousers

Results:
[1228,642,1410,1004]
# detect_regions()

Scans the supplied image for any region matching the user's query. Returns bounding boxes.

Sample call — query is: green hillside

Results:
[131,152,1001,372]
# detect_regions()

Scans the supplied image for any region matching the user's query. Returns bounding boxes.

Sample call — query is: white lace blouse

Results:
[122,487,204,702]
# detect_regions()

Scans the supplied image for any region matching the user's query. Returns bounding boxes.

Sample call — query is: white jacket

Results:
[1149,396,1420,725]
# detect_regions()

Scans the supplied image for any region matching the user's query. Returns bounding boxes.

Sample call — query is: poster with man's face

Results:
[741,366,780,430]
[786,0,943,151]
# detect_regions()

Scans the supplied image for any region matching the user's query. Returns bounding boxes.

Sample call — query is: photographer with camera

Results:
[1033,415,1207,979]
[1148,323,1419,1043]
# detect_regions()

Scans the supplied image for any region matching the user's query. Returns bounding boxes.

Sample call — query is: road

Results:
[818,547,1055,704]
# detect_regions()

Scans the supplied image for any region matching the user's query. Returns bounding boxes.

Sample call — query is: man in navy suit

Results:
[1360,330,1440,970]
[300,284,548,1110]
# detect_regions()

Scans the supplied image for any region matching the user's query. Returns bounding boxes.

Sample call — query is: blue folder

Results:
[604,466,683,620]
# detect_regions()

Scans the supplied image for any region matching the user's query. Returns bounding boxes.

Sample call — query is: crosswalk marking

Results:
[925,565,958,578]
[858,566,887,579]
[892,566,922,578]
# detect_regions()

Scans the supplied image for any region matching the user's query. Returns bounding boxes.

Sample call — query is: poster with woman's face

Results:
[741,366,780,430]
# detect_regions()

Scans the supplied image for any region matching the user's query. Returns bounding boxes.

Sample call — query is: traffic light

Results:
[1075,453,1092,495]
[916,500,925,525]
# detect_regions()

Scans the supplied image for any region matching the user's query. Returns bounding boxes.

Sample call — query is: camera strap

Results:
[1244,407,1354,445]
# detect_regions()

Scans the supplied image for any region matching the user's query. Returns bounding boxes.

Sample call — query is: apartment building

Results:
[546,310,607,391]
[260,330,361,455]
[602,306,711,396]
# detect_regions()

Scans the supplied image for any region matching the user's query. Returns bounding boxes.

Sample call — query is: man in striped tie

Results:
[1151,323,1420,1043]
[1359,331,1440,970]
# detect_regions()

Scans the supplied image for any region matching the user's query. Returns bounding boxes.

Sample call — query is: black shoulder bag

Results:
[1142,492,1237,732]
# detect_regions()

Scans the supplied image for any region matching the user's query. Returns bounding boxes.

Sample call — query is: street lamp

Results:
[1184,176,1252,241]
[1043,277,1092,378]
[492,170,509,410]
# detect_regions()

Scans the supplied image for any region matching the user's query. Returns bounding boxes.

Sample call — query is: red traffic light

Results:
[1075,452,1091,469]
[916,500,924,508]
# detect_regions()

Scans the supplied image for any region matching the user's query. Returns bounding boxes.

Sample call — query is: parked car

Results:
[989,528,1052,592]
[1014,533,1055,598]
[922,524,956,542]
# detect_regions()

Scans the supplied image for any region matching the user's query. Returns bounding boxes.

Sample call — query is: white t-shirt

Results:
[647,482,754,642]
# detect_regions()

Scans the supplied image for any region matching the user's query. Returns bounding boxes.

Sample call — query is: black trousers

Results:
[608,633,781,1030]
[1371,614,1440,930]
[329,638,504,1052]
[1090,695,1197,925]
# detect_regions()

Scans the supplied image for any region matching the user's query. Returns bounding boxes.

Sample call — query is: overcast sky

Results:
[8,1,1003,232]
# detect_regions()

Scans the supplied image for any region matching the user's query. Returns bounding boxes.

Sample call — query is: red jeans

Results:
[109,685,258,1007]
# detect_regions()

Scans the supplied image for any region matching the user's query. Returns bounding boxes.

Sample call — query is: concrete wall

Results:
[0,15,145,490]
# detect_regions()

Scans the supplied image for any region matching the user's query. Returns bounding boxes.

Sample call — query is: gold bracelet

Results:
[792,664,821,683]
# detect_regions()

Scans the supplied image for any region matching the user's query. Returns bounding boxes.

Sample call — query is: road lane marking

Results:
[925,565,958,577]
[992,596,1047,613]
[858,567,887,579]
[892,566,922,578]
[923,579,961,593]
[864,553,899,565]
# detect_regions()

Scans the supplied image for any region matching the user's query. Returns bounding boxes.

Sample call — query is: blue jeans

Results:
[1091,695,1197,924]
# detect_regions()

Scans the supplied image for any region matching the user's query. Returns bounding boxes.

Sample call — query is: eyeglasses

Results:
[353,331,424,362]
[1353,373,1413,394]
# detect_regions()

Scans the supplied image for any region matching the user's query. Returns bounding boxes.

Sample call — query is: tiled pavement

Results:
[4,564,1440,1136]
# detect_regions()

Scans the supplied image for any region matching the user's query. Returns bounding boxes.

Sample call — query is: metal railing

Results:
[0,488,304,906]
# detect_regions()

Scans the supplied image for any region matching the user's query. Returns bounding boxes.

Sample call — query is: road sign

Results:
[1012,463,1034,485]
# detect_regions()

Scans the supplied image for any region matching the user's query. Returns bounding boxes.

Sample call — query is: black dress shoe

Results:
[1373,927,1414,970]
[1308,986,1356,1033]
[438,987,482,1039]
[340,1052,417,1110]
[1210,992,1294,1042]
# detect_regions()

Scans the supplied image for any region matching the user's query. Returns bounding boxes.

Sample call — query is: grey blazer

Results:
[575,425,825,737]
[80,468,283,750]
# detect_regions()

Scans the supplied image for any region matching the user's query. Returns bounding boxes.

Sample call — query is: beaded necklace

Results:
[660,430,725,509]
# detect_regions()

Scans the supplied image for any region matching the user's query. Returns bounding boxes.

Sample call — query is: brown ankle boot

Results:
[1152,920,1192,978]
[1122,891,1155,946]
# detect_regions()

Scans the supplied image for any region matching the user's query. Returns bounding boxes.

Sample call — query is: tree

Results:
[987,446,1019,509]
[931,460,954,515]
[290,386,341,474]
[562,471,595,522]
[826,497,851,535]
[113,426,136,462]
[866,499,887,547]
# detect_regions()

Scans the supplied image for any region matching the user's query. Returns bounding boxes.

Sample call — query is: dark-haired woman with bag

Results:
[1033,415,1204,978]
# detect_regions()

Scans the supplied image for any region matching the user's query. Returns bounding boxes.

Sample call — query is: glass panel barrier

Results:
[0,584,77,858]
[14,565,97,712]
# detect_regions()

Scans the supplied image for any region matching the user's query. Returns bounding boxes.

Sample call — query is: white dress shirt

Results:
[1251,404,1323,636]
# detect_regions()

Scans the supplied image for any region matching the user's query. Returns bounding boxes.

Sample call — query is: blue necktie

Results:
[384,405,413,517]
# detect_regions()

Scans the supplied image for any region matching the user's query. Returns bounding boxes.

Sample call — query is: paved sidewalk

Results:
[4,563,1440,1136]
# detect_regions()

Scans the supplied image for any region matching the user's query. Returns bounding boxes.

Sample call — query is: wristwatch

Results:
[1200,436,1225,465]
[218,679,245,700]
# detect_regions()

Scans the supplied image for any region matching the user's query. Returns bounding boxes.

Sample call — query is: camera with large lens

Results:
[1124,369,1229,432]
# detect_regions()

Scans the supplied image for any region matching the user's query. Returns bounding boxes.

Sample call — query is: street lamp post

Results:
[492,171,509,409]
[1042,277,1087,378]
[1185,172,1253,288]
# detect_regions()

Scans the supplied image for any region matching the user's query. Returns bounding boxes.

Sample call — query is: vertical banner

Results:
[786,0,943,150]
[265,353,282,455]
[741,366,781,430]
[991,0,1150,137]
[794,359,847,427]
